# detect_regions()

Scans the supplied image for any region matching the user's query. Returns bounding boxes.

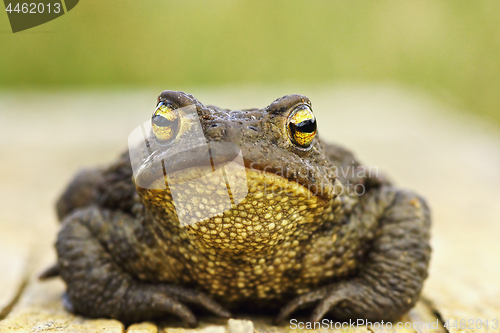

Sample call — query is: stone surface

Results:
[0,278,124,332]
[228,319,253,333]
[127,322,158,333]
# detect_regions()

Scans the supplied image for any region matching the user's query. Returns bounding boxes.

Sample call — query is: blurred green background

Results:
[1,0,499,125]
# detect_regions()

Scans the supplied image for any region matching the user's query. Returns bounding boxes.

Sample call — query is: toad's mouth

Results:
[135,142,335,203]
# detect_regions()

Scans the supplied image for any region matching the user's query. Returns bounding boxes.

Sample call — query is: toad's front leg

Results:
[276,187,431,322]
[56,206,230,327]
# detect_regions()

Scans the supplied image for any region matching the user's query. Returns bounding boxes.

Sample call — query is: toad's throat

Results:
[136,155,335,202]
[137,167,333,252]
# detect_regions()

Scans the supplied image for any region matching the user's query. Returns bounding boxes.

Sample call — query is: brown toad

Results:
[44,91,431,327]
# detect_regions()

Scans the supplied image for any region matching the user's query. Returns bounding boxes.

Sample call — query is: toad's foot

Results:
[56,206,231,327]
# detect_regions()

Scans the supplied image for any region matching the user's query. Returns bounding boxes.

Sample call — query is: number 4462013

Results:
[5,3,61,14]
[444,319,498,330]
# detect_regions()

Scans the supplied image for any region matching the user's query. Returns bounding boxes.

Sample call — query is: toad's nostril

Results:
[248,126,258,132]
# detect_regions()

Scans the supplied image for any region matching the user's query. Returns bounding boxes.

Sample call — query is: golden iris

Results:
[151,102,180,143]
[287,105,317,148]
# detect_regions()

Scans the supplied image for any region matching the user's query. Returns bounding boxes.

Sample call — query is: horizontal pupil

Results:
[153,114,178,127]
[294,118,316,133]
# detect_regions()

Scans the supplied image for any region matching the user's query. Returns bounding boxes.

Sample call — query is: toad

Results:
[44,91,431,327]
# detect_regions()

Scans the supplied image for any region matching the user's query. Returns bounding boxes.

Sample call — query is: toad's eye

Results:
[287,105,317,148]
[151,102,180,144]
